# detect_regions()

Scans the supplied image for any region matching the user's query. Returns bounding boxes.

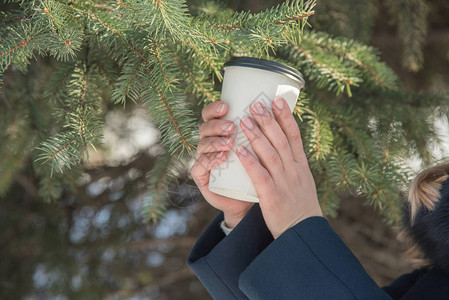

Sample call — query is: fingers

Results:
[197,136,235,155]
[197,101,234,159]
[249,101,294,167]
[271,97,307,164]
[202,101,227,122]
[191,151,228,189]
[239,115,285,180]
[235,145,277,199]
[199,119,234,139]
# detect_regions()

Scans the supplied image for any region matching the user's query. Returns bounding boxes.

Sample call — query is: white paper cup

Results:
[208,57,305,203]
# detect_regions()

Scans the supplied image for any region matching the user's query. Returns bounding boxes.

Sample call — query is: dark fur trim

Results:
[406,176,449,272]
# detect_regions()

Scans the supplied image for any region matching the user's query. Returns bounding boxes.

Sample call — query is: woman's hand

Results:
[236,97,322,239]
[191,101,253,229]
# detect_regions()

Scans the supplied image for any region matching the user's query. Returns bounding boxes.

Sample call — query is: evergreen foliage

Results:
[0,0,447,223]
[385,0,430,72]
[312,0,430,72]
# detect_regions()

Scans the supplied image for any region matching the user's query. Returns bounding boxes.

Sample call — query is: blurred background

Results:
[1,0,449,299]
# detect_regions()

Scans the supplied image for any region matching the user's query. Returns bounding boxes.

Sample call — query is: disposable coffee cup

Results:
[208,57,305,203]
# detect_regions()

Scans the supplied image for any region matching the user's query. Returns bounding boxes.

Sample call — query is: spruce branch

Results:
[40,0,60,33]
[150,41,182,89]
[115,1,142,11]
[128,55,197,155]
[35,0,83,61]
[0,37,33,57]
[196,0,316,56]
[332,115,372,159]
[143,148,186,222]
[0,9,80,72]
[86,10,123,37]
[258,0,316,27]
[302,103,334,161]
[274,11,315,24]
[300,31,398,90]
[210,0,316,31]
[317,181,340,218]
[0,22,43,68]
[183,37,222,80]
[111,60,143,105]
[172,55,218,104]
[110,41,197,155]
[0,12,33,26]
[381,106,396,163]
[36,64,103,175]
[293,44,356,91]
[292,90,309,122]
[385,0,429,72]
[47,29,83,62]
[112,0,191,41]
[356,162,403,224]
[35,132,81,175]
[80,4,198,156]
[43,62,76,103]
[0,0,445,225]
[282,32,362,96]
[328,149,358,191]
[310,0,377,43]
[153,42,170,86]
[0,23,45,72]
[157,87,193,153]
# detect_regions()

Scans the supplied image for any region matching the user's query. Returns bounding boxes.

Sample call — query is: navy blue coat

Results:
[188,204,449,299]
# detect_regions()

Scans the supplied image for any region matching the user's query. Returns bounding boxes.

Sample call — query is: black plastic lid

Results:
[223,56,305,90]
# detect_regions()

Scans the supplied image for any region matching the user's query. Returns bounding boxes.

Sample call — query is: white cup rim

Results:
[222,56,305,90]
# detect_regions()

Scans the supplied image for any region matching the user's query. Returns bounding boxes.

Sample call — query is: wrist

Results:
[223,211,247,229]
[272,208,323,239]
[295,207,324,228]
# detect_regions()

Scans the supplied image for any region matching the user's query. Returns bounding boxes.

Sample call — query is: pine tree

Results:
[0,0,447,223]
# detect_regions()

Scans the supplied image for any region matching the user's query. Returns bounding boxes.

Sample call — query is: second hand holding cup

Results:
[208,57,305,203]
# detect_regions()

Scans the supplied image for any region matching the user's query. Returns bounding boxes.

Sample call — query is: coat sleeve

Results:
[381,268,428,299]
[187,204,274,299]
[239,216,392,300]
[188,204,392,300]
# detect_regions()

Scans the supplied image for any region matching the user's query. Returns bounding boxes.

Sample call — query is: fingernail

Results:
[217,103,225,113]
[221,137,232,145]
[252,102,264,114]
[242,116,254,129]
[237,146,248,156]
[274,97,284,110]
[216,151,223,158]
[222,122,234,132]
